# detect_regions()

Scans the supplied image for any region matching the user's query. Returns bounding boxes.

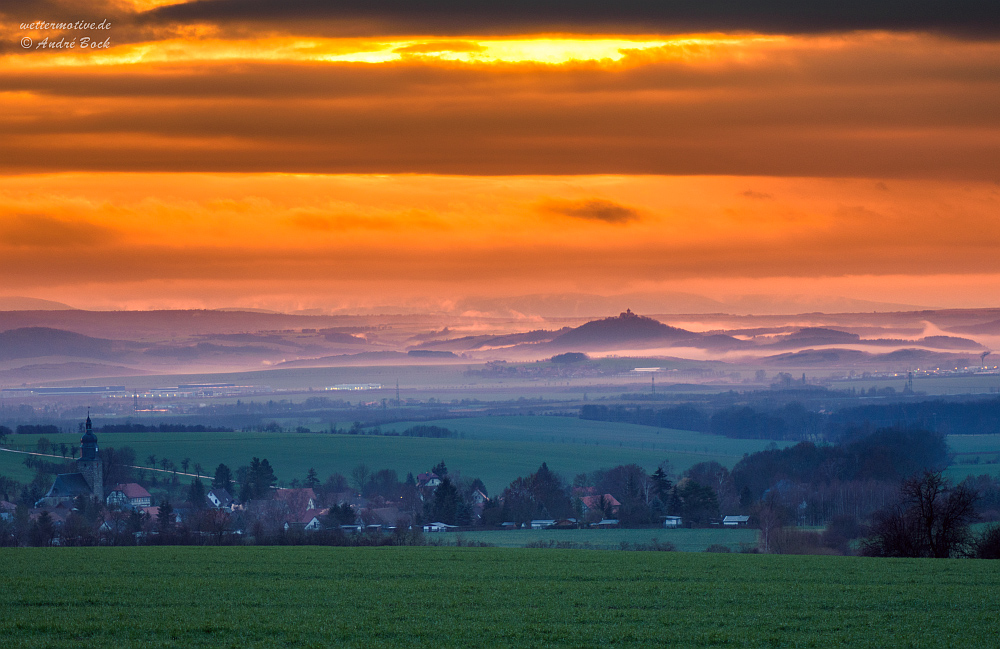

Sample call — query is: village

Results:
[0,417,756,547]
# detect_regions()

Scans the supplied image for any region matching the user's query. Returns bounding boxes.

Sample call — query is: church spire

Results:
[77,412,103,501]
[80,410,98,461]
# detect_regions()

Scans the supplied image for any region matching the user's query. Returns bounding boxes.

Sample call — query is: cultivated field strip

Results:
[1,547,998,648]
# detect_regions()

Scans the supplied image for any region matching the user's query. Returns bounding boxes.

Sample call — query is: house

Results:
[416,472,441,489]
[106,483,152,510]
[723,515,750,526]
[284,509,323,532]
[423,521,458,533]
[330,491,367,510]
[0,500,17,521]
[244,499,292,533]
[501,521,519,530]
[367,507,404,527]
[416,473,443,502]
[530,519,555,530]
[99,511,132,535]
[663,516,683,528]
[469,489,489,505]
[31,506,70,524]
[275,488,316,513]
[595,519,620,528]
[580,494,621,517]
[142,506,182,525]
[206,488,234,511]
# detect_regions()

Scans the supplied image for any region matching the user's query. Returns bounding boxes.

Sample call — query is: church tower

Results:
[76,414,103,501]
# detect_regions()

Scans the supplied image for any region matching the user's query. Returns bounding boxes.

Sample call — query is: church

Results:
[36,415,104,508]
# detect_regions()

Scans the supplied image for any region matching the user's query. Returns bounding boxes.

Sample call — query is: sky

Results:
[1,0,999,314]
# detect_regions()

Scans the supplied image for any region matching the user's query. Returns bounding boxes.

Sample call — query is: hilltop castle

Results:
[36,415,104,507]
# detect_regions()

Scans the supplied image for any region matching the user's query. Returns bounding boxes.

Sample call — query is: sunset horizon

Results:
[2,1,998,314]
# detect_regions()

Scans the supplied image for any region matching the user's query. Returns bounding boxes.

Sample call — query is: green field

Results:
[0,417,791,494]
[944,434,1000,482]
[2,547,999,648]
[2,432,700,495]
[387,415,791,457]
[435,527,758,552]
[0,450,39,484]
[4,421,996,496]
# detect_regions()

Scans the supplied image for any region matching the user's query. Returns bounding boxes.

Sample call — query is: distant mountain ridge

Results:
[550,310,697,348]
[0,296,78,311]
[0,327,132,361]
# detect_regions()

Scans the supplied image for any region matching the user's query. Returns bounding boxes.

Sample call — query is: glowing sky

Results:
[1,1,998,313]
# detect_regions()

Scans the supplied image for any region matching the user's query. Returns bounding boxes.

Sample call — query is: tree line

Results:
[581,397,1000,440]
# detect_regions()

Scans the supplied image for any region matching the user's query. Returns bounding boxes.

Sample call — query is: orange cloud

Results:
[0,173,997,297]
[0,214,118,247]
[539,198,641,224]
[393,41,487,55]
[0,34,997,178]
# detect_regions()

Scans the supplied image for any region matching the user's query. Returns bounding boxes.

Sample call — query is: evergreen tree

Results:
[425,476,463,525]
[213,463,233,491]
[651,467,673,502]
[157,500,175,533]
[188,478,207,509]
[530,462,572,519]
[31,511,54,546]
[325,503,356,527]
[305,468,320,489]
[673,480,719,525]
[241,458,277,501]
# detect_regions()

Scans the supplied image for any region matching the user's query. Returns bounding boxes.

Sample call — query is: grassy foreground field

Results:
[2,547,998,648]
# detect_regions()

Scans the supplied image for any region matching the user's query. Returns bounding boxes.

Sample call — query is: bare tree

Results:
[351,464,371,495]
[754,500,783,554]
[861,471,978,558]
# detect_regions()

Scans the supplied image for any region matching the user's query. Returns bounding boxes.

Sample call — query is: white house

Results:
[723,515,750,526]
[206,488,234,511]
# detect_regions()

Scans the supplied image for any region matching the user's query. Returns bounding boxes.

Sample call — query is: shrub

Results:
[974,525,1000,559]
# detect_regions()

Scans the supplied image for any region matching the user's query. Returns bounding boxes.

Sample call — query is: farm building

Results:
[106,483,152,510]
[723,516,750,526]
[423,522,459,533]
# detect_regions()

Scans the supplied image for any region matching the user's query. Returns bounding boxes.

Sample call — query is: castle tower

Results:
[76,414,103,501]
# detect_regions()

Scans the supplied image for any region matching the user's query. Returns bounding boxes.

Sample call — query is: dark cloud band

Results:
[144,0,1000,37]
